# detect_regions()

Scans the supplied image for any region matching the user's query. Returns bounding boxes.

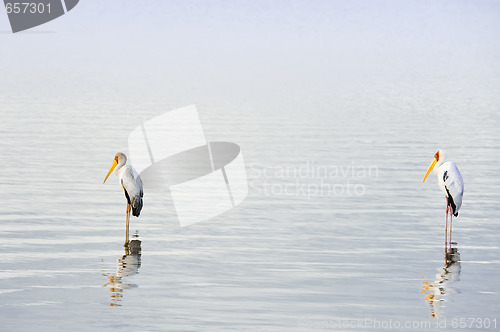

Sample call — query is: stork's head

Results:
[103,152,127,183]
[422,150,446,183]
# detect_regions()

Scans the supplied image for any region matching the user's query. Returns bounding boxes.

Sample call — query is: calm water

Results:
[1,2,500,331]
[2,82,500,331]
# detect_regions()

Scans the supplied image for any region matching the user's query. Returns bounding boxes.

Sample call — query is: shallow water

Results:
[1,2,500,331]
[2,89,499,330]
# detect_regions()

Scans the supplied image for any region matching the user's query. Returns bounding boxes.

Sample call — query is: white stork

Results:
[103,152,143,248]
[423,150,464,256]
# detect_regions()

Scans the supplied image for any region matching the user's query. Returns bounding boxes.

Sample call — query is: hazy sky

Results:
[1,0,499,116]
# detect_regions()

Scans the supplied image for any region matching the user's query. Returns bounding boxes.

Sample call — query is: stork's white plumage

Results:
[103,152,143,249]
[423,150,464,258]
[423,150,464,216]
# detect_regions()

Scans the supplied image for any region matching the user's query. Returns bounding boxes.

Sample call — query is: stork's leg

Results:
[449,206,453,253]
[444,197,449,262]
[125,203,130,249]
[445,208,449,258]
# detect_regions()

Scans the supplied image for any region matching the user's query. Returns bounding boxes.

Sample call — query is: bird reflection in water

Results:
[102,233,142,306]
[421,243,461,317]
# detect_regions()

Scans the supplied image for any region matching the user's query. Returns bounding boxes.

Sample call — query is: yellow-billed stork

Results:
[423,150,464,257]
[103,152,143,248]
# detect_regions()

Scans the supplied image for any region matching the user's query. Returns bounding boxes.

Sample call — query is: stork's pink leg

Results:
[444,197,449,261]
[449,206,453,254]
[445,208,449,256]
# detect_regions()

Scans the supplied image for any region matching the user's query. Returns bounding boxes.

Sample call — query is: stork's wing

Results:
[121,164,144,216]
[442,161,464,211]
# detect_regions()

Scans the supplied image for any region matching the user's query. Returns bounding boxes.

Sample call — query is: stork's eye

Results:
[434,151,440,160]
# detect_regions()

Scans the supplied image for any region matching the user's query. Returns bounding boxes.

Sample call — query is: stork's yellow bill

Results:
[103,156,118,184]
[423,156,438,183]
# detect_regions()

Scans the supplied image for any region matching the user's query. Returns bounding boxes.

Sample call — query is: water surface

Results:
[1,1,500,331]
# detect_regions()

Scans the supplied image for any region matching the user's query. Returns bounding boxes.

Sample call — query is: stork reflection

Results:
[103,235,142,306]
[421,243,461,317]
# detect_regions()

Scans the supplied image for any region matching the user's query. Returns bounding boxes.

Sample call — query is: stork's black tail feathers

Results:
[446,188,459,217]
[132,199,143,217]
[124,190,143,217]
